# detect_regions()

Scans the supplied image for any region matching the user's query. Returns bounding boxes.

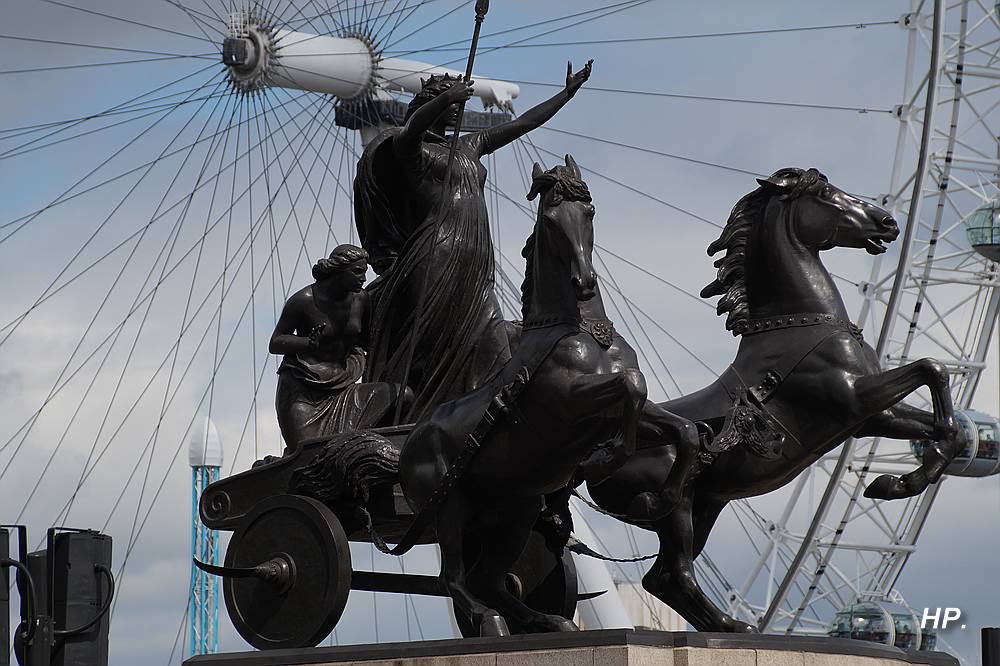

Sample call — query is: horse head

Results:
[756,167,898,255]
[703,168,899,335]
[526,154,597,302]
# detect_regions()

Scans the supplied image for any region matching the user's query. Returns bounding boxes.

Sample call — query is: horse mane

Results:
[521,164,593,320]
[701,167,827,336]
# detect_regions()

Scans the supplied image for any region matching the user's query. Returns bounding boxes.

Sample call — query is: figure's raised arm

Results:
[476,60,592,156]
[394,79,475,156]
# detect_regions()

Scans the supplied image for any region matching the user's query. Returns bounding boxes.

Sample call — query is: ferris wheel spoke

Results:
[384,0,638,54]
[541,125,764,178]
[369,0,421,49]
[484,173,717,383]
[0,87,312,276]
[39,0,219,46]
[60,162,317,536]
[164,0,228,42]
[0,95,331,472]
[379,0,469,53]
[0,78,238,483]
[258,92,351,289]
[281,0,345,42]
[527,136,721,229]
[0,73,230,354]
[0,64,223,143]
[0,55,222,77]
[595,251,681,396]
[0,62,219,161]
[377,0,652,89]
[13,91,243,525]
[408,19,906,55]
[0,33,215,60]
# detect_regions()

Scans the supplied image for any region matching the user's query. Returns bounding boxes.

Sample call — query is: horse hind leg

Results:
[466,496,578,633]
[851,360,963,500]
[643,497,755,633]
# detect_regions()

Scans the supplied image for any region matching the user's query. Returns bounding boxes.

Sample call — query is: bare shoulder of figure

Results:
[285,285,314,310]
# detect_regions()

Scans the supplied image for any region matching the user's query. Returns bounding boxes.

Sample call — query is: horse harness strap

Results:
[709,316,863,462]
[522,315,616,348]
[370,321,579,556]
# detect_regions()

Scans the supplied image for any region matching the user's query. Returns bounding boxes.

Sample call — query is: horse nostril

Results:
[881,215,898,230]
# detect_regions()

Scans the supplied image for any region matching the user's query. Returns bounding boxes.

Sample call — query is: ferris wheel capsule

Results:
[910,409,1000,477]
[826,601,924,651]
[965,200,1000,262]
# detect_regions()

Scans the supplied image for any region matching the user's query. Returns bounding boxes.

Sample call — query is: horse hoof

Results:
[553,618,580,632]
[479,614,510,637]
[722,615,760,634]
[864,474,915,500]
[524,615,579,633]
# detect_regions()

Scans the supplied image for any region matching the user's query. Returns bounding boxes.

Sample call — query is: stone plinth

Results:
[183,629,957,666]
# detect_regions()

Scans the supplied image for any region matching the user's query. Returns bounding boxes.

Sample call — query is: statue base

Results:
[183,629,957,666]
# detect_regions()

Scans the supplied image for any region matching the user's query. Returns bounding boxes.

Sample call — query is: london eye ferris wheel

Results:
[1,1,999,663]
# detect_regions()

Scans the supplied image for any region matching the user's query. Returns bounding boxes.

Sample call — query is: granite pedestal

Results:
[183,629,958,666]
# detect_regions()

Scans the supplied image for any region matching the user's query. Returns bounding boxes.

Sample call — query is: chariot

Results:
[195,424,581,650]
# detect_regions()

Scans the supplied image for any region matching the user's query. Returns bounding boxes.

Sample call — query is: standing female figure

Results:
[355,61,593,421]
[269,244,407,452]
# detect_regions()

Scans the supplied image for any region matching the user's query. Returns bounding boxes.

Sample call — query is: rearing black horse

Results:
[398,156,651,636]
[587,167,966,632]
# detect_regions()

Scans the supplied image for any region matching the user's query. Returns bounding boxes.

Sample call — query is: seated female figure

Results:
[269,244,408,453]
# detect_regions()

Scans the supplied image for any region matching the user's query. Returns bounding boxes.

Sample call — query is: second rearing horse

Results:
[587,167,967,633]
[398,156,650,637]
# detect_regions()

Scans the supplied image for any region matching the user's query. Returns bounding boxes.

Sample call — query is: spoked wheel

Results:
[455,528,578,637]
[223,494,352,649]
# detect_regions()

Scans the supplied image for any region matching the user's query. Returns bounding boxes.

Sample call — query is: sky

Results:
[1,1,999,664]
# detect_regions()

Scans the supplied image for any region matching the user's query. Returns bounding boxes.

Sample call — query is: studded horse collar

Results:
[741,312,863,342]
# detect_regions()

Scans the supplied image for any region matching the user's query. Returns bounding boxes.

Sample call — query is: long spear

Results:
[444,0,490,183]
[392,0,490,424]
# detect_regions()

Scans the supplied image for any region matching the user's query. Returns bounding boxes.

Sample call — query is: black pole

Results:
[444,0,490,181]
[983,627,1000,666]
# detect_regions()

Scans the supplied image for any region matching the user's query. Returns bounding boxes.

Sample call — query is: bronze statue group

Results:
[264,66,969,636]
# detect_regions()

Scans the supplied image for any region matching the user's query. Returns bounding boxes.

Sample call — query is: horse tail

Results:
[290,431,399,506]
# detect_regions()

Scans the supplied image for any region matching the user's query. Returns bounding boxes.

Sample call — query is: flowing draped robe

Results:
[354,128,511,421]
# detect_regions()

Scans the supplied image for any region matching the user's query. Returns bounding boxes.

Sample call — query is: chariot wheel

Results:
[455,528,578,637]
[222,494,352,649]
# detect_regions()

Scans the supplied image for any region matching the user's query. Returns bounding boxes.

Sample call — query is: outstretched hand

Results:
[565,59,593,97]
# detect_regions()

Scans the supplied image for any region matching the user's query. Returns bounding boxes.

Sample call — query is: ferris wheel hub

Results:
[223,19,275,93]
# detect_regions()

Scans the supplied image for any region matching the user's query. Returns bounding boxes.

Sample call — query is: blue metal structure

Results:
[189,417,223,657]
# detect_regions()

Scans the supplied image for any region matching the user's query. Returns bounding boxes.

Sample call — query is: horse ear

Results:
[565,154,581,178]
[756,170,798,194]
[532,162,544,180]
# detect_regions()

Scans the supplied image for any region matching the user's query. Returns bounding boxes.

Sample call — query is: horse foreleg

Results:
[627,401,700,518]
[643,496,755,633]
[850,359,962,500]
[571,371,644,481]
[435,495,509,637]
